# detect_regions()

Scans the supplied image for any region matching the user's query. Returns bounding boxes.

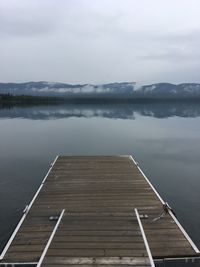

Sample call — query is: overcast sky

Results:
[1,0,200,84]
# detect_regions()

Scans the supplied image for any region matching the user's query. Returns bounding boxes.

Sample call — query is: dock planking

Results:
[0,155,199,266]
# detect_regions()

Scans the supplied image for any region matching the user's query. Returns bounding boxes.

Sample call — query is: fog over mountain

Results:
[1,82,200,99]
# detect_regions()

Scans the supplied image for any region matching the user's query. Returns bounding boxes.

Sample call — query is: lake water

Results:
[0,102,200,262]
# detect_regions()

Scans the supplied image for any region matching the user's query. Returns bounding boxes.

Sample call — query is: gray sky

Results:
[1,0,200,84]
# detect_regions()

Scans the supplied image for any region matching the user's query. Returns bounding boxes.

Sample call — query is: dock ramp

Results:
[0,156,199,266]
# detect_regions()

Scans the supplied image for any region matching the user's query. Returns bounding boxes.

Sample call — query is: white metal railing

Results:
[37,209,65,267]
[135,208,155,267]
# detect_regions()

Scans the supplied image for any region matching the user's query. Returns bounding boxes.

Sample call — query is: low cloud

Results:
[0,0,63,38]
[0,0,200,83]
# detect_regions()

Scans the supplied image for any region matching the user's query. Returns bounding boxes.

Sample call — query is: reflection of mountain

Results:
[0,102,200,120]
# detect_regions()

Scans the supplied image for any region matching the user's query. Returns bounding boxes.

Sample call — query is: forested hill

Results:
[1,82,200,99]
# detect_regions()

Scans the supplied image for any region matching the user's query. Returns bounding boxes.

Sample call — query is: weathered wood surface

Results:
[39,211,152,266]
[0,156,197,265]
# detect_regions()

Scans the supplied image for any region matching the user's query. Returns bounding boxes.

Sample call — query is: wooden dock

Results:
[0,155,199,266]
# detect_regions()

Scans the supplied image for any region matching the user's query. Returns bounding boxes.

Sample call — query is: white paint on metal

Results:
[135,208,155,267]
[0,155,59,260]
[130,155,164,204]
[0,263,37,266]
[41,155,59,184]
[154,256,200,262]
[130,155,200,254]
[0,213,27,260]
[37,209,65,267]
[168,209,199,253]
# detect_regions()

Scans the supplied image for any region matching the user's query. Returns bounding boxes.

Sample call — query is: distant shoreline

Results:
[0,94,63,105]
[1,93,200,108]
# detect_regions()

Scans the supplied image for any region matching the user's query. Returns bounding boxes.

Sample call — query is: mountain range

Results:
[1,81,200,99]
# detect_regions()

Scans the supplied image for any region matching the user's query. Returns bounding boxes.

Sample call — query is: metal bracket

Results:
[49,216,59,221]
[153,202,176,222]
[139,214,148,219]
[23,205,29,214]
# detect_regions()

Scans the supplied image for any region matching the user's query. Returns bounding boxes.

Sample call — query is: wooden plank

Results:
[42,256,151,265]
[41,266,150,267]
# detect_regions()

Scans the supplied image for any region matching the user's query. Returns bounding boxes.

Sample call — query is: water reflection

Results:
[1,101,200,120]
[155,258,200,267]
[0,101,200,258]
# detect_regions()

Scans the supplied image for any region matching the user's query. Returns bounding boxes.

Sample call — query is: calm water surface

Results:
[0,102,200,256]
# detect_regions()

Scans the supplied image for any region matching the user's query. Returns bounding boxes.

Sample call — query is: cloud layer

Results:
[1,0,200,84]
